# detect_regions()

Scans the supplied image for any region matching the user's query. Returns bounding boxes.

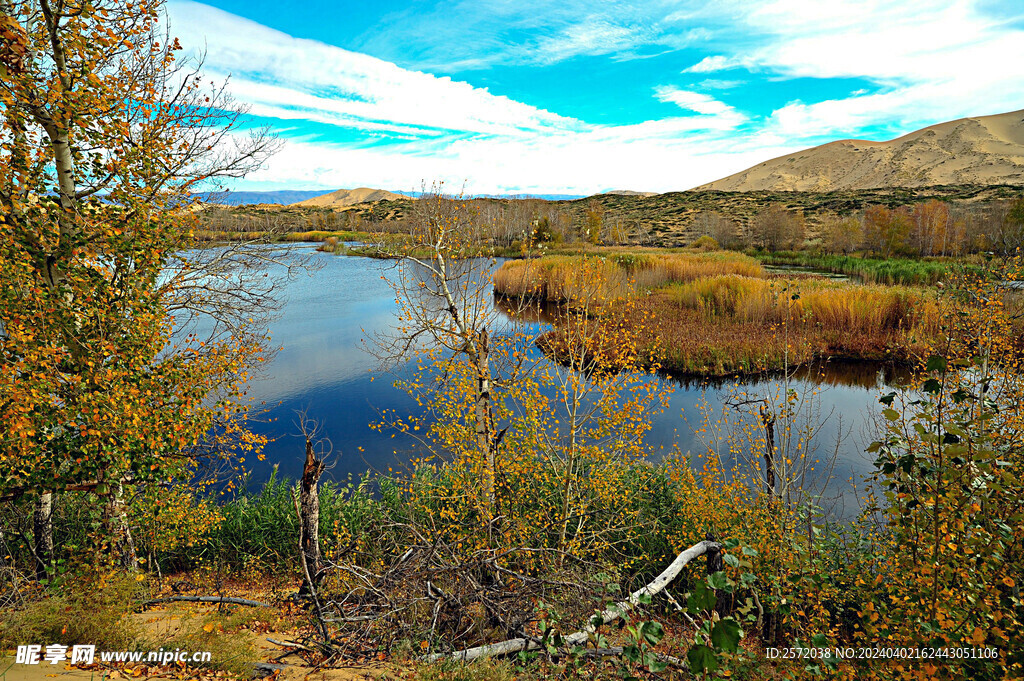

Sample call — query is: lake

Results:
[234,246,903,518]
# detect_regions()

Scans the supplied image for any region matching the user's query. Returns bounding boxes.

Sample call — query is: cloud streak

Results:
[169,0,1024,194]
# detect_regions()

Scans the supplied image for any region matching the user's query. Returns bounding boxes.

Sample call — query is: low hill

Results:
[294,187,408,207]
[602,189,659,197]
[697,110,1024,192]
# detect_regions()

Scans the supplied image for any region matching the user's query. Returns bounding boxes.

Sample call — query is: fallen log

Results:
[428,539,720,662]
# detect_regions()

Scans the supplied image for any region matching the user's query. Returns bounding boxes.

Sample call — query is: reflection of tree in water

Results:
[664,359,912,391]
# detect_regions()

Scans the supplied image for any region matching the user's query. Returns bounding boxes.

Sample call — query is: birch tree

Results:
[0,0,276,574]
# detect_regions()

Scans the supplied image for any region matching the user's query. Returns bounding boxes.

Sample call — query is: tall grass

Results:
[495,251,939,375]
[643,277,938,375]
[757,251,960,286]
[665,275,936,335]
[493,251,766,304]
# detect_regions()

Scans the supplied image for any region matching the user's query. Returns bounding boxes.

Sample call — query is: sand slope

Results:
[293,187,407,207]
[697,110,1024,191]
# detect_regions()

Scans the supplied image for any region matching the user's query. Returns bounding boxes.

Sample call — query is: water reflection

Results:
[216,248,899,518]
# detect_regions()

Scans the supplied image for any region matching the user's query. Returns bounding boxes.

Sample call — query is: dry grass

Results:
[664,275,938,336]
[496,250,939,376]
[492,251,766,305]
[639,292,935,376]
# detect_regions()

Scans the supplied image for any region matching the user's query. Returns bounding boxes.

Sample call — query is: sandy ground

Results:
[293,188,407,208]
[697,109,1024,191]
[1,604,389,681]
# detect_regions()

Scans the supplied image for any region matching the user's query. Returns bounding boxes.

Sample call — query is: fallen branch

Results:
[266,637,314,653]
[428,539,720,662]
[143,595,270,608]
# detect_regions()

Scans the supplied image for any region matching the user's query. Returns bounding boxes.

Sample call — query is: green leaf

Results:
[687,645,718,672]
[639,621,665,646]
[926,355,947,373]
[710,618,744,652]
[645,651,668,673]
[724,553,740,568]
[688,583,717,612]
[707,571,731,591]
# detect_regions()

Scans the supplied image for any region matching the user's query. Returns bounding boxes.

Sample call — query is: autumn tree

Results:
[0,0,275,575]
[817,212,862,254]
[372,185,532,532]
[863,259,1024,677]
[692,211,739,248]
[908,199,952,256]
[582,198,604,245]
[980,197,1024,256]
[862,204,911,258]
[750,205,805,251]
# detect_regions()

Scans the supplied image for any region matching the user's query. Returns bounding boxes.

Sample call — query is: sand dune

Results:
[293,187,408,207]
[697,110,1024,191]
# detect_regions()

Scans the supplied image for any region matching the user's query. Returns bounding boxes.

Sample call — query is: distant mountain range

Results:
[194,190,332,205]
[194,188,590,206]
[698,109,1024,192]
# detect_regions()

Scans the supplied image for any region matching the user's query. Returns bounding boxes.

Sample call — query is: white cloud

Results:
[654,87,737,117]
[683,55,747,73]
[351,0,712,71]
[168,0,1024,194]
[169,0,777,194]
[695,0,1024,140]
[169,1,584,138]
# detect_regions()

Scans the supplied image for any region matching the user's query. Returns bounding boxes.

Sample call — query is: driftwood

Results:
[429,539,720,662]
[143,595,270,608]
[266,637,314,653]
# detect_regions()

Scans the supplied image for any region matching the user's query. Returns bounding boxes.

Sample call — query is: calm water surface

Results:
[240,248,902,517]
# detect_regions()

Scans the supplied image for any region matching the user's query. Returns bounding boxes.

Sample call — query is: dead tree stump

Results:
[299,437,327,595]
[704,532,731,615]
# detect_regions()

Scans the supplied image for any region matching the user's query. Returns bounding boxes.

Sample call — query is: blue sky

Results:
[168,0,1024,195]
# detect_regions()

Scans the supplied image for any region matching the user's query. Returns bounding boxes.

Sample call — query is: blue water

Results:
[233,247,900,517]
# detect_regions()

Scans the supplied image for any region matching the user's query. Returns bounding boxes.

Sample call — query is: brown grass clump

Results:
[499,251,939,376]
[637,278,939,375]
[492,251,766,305]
